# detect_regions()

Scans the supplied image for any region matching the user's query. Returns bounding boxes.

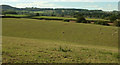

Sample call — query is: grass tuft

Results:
[53,46,72,52]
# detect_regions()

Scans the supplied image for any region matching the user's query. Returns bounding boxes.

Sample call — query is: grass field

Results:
[6,14,29,17]
[2,18,119,63]
[32,16,109,22]
[32,16,76,20]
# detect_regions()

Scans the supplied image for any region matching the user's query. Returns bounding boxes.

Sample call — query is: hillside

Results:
[2,18,119,63]
[2,36,118,63]
[1,5,120,20]
[3,18,118,48]
[0,5,103,11]
[0,5,20,11]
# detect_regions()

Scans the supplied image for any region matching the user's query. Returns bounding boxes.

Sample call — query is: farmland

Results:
[5,14,110,22]
[5,14,28,17]
[32,16,109,22]
[2,18,119,63]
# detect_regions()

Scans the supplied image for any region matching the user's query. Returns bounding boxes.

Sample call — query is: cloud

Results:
[107,4,112,7]
[53,0,95,2]
[83,5,104,10]
[1,0,18,2]
[52,0,118,2]
[85,5,98,8]
[15,1,62,8]
[0,0,118,11]
[1,0,119,3]
[98,8,103,10]
[10,0,18,2]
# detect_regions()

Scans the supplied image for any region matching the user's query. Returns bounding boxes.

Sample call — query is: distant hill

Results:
[0,5,103,12]
[0,5,119,21]
[0,5,20,11]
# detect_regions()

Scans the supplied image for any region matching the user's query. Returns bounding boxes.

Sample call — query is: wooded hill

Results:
[0,5,120,20]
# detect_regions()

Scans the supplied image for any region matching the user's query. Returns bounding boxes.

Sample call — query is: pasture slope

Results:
[2,18,119,63]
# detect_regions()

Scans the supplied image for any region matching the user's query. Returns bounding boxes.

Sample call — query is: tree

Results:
[94,21,109,26]
[109,15,117,23]
[113,20,120,27]
[76,16,87,23]
[35,13,40,16]
[2,11,17,15]
[63,19,70,22]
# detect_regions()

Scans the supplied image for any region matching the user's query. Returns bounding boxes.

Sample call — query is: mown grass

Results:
[2,18,119,63]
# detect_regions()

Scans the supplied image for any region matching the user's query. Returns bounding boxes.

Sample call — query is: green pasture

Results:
[2,36,119,63]
[2,18,118,48]
[2,18,119,63]
[5,14,29,17]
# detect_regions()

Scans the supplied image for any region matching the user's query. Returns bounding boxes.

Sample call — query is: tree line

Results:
[1,5,120,27]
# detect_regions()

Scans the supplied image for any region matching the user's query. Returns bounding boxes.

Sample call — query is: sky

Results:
[0,0,120,11]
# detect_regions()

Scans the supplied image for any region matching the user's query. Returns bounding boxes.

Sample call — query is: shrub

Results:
[81,20,87,23]
[53,46,72,52]
[113,20,120,27]
[87,20,91,23]
[3,11,17,15]
[94,21,109,26]
[59,46,72,52]
[81,20,91,23]
[109,15,117,23]
[35,13,40,16]
[76,16,87,23]
[63,19,70,22]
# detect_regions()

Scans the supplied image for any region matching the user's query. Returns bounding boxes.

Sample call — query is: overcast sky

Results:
[1,0,119,11]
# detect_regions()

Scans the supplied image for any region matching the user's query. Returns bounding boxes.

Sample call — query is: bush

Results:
[3,11,17,15]
[35,13,40,16]
[81,20,87,23]
[94,21,109,26]
[63,19,70,22]
[81,20,91,23]
[53,46,72,52]
[113,20,120,27]
[109,15,117,23]
[76,16,87,23]
[87,20,91,23]
[59,46,72,52]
